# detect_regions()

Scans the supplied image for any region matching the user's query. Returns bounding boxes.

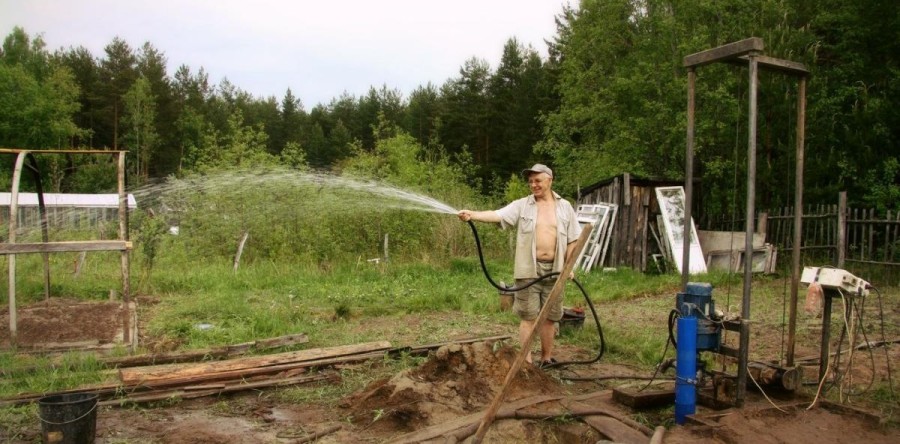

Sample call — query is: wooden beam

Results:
[735,55,808,76]
[0,148,128,155]
[392,395,569,444]
[565,400,652,442]
[389,334,512,357]
[0,240,132,254]
[683,37,764,68]
[472,225,594,443]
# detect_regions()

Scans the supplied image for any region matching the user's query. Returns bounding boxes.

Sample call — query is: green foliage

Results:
[540,0,899,211]
[0,59,83,149]
[186,109,278,173]
[502,173,530,204]
[132,209,169,285]
[123,76,159,180]
[861,158,900,214]
[62,154,118,192]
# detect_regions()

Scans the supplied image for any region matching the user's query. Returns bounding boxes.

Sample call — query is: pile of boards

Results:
[0,333,511,407]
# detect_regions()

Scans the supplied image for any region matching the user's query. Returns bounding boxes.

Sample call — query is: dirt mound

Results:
[342,341,561,433]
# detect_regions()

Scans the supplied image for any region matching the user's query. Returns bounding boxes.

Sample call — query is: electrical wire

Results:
[823,286,879,400]
[635,327,675,393]
[747,364,788,413]
[871,285,896,398]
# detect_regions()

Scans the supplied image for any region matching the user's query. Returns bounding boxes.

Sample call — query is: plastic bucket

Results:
[38,393,98,444]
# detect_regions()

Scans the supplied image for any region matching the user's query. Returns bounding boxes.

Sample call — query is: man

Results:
[458,163,582,367]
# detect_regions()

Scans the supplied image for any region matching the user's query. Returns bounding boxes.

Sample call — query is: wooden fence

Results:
[706,192,900,271]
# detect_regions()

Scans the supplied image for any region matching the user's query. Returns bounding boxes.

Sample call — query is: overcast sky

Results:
[1,0,569,108]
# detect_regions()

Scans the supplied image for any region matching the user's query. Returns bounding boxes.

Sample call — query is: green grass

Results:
[1,243,898,429]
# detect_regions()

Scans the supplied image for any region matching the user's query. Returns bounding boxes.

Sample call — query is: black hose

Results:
[668,309,680,349]
[466,220,558,292]
[466,220,605,368]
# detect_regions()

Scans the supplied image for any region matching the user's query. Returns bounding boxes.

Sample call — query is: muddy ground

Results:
[1,296,898,443]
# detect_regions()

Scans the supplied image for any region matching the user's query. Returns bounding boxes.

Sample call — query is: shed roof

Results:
[0,192,137,209]
[578,173,694,199]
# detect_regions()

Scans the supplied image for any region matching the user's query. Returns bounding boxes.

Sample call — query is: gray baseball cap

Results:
[522,163,553,178]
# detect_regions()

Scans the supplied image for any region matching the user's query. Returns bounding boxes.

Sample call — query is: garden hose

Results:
[465,220,605,368]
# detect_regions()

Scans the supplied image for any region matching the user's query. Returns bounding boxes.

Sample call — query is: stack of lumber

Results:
[118,341,391,388]
[0,334,512,407]
[109,340,393,405]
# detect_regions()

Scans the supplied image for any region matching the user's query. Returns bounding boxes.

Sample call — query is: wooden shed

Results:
[576,173,700,272]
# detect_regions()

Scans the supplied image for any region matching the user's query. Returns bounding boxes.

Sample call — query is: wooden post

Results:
[118,152,131,345]
[837,191,846,268]
[74,251,87,277]
[27,155,52,301]
[787,75,806,368]
[737,52,761,406]
[7,151,28,346]
[471,225,594,444]
[756,211,768,237]
[682,68,696,290]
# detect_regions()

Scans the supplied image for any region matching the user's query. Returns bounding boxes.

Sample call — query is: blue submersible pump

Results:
[673,282,721,424]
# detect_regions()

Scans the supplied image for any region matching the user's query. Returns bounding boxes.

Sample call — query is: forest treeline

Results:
[1,0,898,213]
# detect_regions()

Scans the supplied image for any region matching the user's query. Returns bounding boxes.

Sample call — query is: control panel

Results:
[800,266,869,296]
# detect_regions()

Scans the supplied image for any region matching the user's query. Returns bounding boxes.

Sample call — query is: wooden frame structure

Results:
[1,148,132,347]
[683,38,808,405]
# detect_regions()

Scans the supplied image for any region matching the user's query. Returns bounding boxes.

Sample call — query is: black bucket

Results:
[38,393,98,444]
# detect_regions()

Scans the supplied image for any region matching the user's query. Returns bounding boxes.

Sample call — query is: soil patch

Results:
[665,402,897,444]
[0,297,129,348]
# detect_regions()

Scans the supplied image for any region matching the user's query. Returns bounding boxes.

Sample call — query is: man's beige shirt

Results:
[495,192,582,279]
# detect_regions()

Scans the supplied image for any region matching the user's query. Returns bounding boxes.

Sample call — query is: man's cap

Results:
[522,163,553,178]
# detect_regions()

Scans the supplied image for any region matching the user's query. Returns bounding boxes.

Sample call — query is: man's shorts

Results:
[513,261,563,322]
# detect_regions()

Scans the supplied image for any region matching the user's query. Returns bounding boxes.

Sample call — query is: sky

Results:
[1,0,570,108]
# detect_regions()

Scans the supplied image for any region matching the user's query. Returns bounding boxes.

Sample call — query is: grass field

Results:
[1,234,898,433]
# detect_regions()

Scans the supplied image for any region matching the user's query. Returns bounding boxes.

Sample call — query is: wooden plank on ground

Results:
[120,349,387,388]
[564,399,653,437]
[118,341,391,386]
[579,414,648,444]
[102,372,336,406]
[103,333,309,368]
[612,387,674,409]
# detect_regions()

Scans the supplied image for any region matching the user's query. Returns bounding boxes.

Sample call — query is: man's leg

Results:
[540,319,555,362]
[519,319,535,364]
